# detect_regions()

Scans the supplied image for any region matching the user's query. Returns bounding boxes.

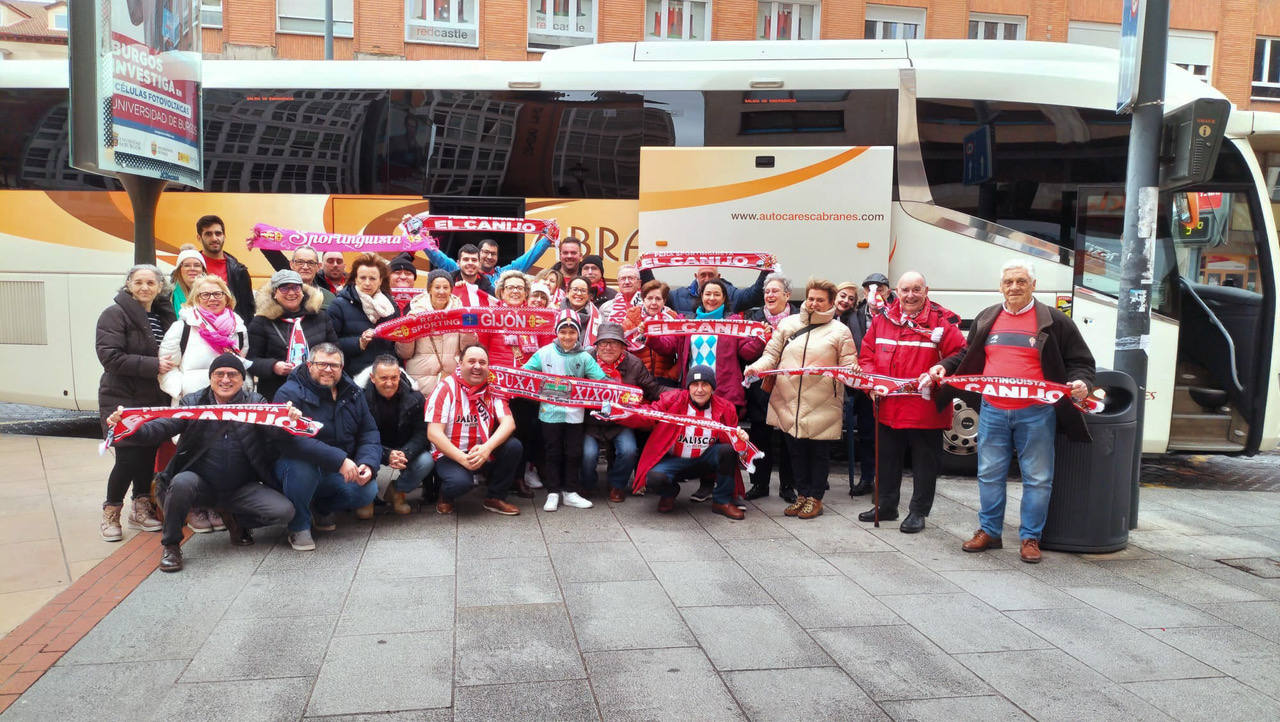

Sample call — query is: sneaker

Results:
[543,493,561,512]
[798,498,824,519]
[288,529,316,551]
[689,482,713,503]
[206,509,227,531]
[524,466,544,489]
[127,496,162,532]
[783,496,809,517]
[313,512,337,532]
[483,498,521,515]
[562,491,593,509]
[100,503,123,542]
[186,509,213,533]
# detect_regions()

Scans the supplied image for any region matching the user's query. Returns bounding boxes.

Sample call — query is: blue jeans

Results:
[393,451,436,493]
[581,429,639,491]
[976,401,1056,541]
[647,443,737,505]
[275,457,380,532]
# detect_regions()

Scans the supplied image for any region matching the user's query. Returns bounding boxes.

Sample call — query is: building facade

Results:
[3,1,1280,111]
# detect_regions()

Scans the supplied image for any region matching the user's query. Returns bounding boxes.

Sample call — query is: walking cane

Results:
[872,393,880,528]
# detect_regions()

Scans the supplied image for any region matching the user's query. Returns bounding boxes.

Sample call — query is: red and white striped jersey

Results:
[453,281,495,308]
[671,403,716,459]
[424,375,511,460]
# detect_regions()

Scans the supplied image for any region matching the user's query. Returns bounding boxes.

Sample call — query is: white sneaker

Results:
[543,493,560,512]
[561,492,593,509]
[525,466,544,489]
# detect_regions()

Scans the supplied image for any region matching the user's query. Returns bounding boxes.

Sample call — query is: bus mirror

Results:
[1160,98,1230,191]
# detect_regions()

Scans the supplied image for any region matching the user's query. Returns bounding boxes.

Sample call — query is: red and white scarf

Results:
[643,318,773,343]
[375,306,558,343]
[102,404,320,453]
[402,215,560,244]
[488,367,644,408]
[636,251,778,272]
[746,367,1105,413]
[390,287,425,307]
[248,223,435,253]
[453,281,496,308]
[591,404,764,472]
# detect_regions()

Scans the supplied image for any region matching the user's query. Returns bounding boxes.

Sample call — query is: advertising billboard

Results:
[69,0,204,188]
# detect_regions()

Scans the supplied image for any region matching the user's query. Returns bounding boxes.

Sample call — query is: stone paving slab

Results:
[7,474,1280,720]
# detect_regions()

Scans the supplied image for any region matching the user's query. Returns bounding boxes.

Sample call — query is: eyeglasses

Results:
[276,284,303,293]
[197,291,225,300]
[292,260,318,268]
[310,361,342,371]
[502,285,527,292]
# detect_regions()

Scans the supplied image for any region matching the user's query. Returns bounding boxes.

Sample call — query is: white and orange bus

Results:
[1,39,1277,461]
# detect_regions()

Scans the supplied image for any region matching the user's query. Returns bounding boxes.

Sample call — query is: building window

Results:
[277,0,354,37]
[50,9,68,30]
[645,0,710,41]
[201,0,223,29]
[864,5,924,40]
[528,0,597,51]
[756,2,819,41]
[405,0,479,46]
[1254,38,1280,99]
[1068,22,1214,85]
[968,13,1022,40]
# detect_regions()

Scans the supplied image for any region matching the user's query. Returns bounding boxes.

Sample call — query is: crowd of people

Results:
[95,214,1095,572]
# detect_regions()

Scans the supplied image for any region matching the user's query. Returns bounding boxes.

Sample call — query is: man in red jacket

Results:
[621,366,748,520]
[857,271,966,533]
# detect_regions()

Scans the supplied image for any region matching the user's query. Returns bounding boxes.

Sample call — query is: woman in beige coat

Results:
[397,270,474,395]
[745,278,857,520]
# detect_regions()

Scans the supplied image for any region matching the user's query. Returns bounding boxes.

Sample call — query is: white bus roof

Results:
[0,39,1225,114]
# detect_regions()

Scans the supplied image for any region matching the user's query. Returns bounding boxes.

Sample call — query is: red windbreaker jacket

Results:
[858,300,967,429]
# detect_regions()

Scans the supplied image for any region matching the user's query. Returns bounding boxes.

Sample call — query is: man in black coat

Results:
[273,343,382,551]
[196,214,255,324]
[362,356,433,514]
[581,324,664,502]
[104,354,296,572]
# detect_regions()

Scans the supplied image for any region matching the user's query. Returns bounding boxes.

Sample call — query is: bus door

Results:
[1072,187,1178,453]
[1074,186,1272,453]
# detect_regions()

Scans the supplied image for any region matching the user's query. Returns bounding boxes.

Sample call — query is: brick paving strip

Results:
[0,528,189,713]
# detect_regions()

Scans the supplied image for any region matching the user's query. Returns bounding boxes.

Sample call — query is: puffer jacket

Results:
[247,284,338,401]
[522,341,607,424]
[95,289,177,430]
[741,302,800,423]
[327,283,402,375]
[159,306,250,401]
[745,306,857,440]
[273,364,382,471]
[395,293,474,396]
[623,305,680,383]
[859,300,967,430]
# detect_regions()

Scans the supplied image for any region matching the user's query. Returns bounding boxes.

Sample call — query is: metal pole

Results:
[118,174,166,265]
[324,0,334,60]
[1115,0,1169,530]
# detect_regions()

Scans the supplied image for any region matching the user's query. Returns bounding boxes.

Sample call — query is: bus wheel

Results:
[942,397,978,476]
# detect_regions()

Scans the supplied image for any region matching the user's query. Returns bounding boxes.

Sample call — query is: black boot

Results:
[222,512,254,546]
[779,484,797,504]
[744,484,769,500]
[849,479,874,497]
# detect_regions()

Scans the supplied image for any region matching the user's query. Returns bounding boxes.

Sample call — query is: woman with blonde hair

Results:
[327,253,402,375]
[169,244,206,315]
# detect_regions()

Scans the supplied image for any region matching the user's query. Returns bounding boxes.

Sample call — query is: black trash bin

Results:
[1040,369,1137,553]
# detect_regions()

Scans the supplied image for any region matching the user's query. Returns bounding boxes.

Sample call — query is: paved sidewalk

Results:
[2,456,1279,721]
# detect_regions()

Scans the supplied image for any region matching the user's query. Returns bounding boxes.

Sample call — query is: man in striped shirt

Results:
[425,343,522,516]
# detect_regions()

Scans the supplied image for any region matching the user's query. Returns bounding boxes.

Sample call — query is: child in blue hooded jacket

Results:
[524,315,607,511]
